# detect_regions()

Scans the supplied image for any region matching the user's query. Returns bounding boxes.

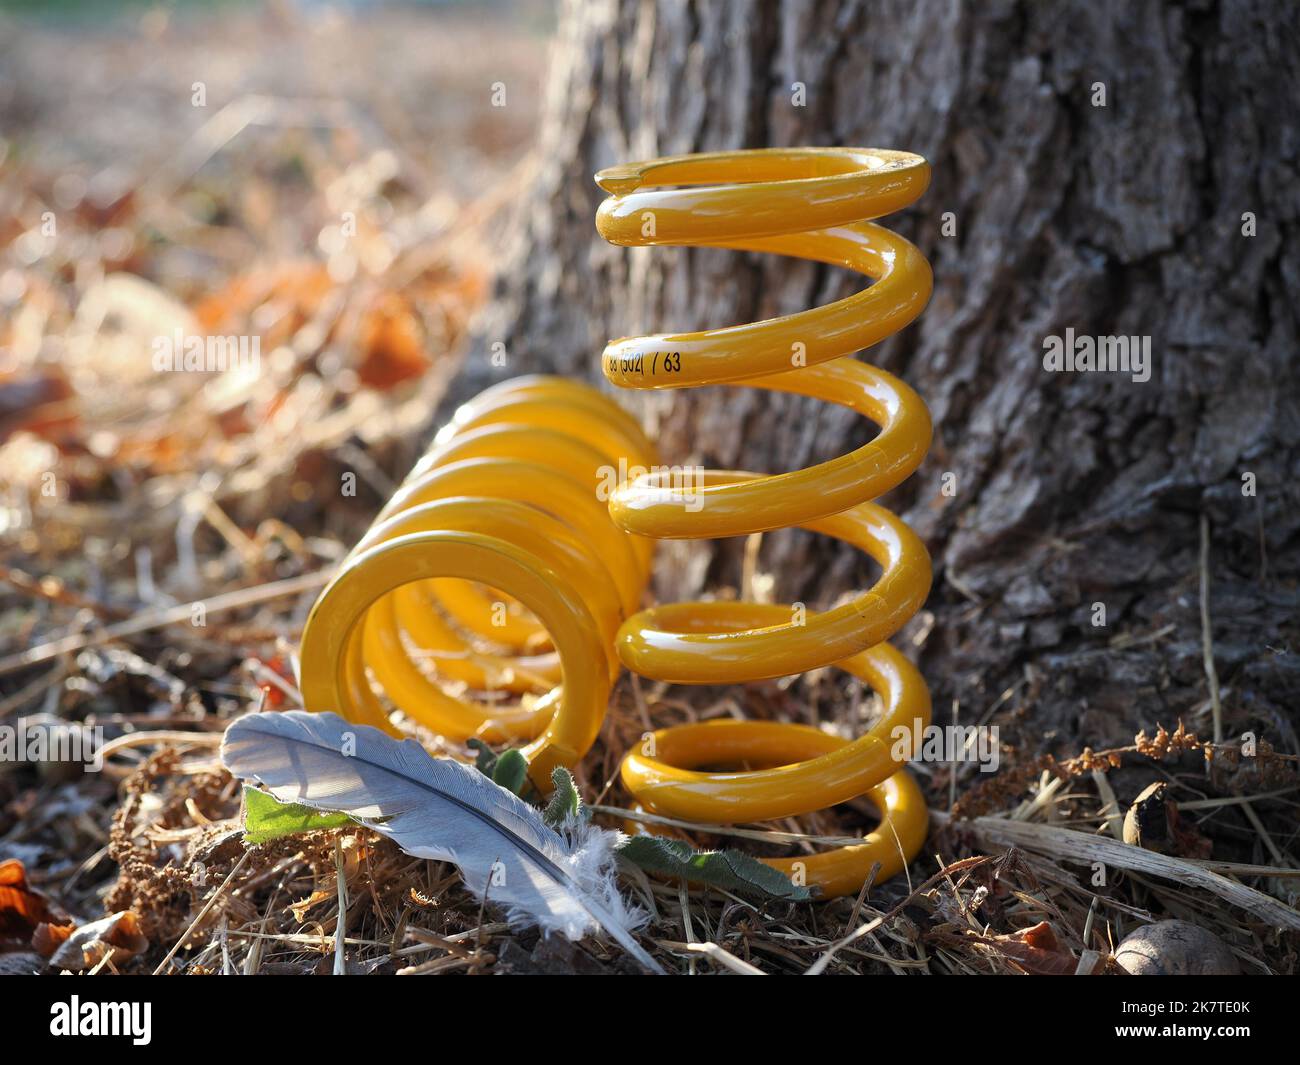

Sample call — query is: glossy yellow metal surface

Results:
[298,375,656,787]
[596,147,935,897]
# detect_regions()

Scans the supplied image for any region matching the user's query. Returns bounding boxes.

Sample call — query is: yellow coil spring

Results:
[595,147,935,898]
[298,375,657,786]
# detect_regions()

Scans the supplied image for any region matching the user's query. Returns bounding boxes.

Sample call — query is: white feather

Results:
[221,710,662,973]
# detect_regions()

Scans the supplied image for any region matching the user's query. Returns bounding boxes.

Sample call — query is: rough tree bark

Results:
[447,0,1299,757]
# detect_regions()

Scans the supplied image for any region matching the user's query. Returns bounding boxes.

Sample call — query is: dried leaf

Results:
[48,911,148,971]
[32,921,75,958]
[356,292,429,389]
[963,921,1077,975]
[0,859,61,947]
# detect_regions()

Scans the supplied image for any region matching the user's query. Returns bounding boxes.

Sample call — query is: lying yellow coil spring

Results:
[298,375,658,786]
[595,147,935,898]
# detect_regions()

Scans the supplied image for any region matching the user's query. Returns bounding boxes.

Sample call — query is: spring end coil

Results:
[596,147,935,898]
[298,374,656,788]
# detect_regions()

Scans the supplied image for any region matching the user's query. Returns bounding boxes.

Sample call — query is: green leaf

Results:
[242,785,354,844]
[616,835,812,901]
[491,748,529,796]
[466,738,498,777]
[542,767,582,827]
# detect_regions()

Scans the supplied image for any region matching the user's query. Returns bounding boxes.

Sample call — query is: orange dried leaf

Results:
[0,859,52,943]
[950,920,1078,976]
[356,292,429,389]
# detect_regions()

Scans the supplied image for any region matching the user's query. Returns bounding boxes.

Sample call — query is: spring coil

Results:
[298,375,657,787]
[595,147,935,898]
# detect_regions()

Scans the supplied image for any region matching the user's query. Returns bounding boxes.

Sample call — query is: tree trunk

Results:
[448,0,1300,757]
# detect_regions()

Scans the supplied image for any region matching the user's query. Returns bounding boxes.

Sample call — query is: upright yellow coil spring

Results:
[595,148,935,898]
[298,375,657,786]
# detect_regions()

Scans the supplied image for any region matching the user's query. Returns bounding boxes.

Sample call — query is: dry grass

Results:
[37,693,1293,975]
[2,3,1298,978]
